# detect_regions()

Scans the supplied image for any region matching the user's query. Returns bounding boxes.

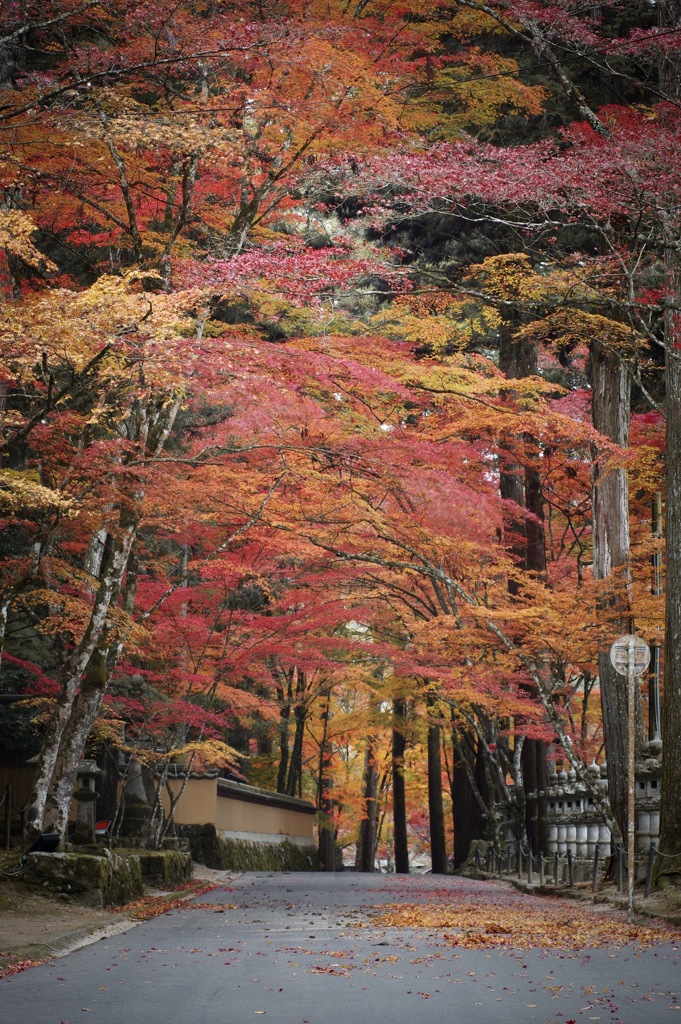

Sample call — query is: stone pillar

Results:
[72,760,103,844]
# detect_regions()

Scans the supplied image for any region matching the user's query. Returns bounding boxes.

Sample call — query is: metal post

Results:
[610,634,650,924]
[592,845,600,893]
[645,844,656,898]
[527,847,533,886]
[567,848,574,887]
[517,840,522,880]
[554,851,559,884]
[3,784,10,851]
[616,842,623,893]
[486,846,493,872]
[539,852,545,886]
[627,636,636,923]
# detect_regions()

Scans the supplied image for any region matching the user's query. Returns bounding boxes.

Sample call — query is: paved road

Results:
[2,873,679,1024]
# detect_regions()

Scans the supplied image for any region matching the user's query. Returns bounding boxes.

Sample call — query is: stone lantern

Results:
[72,759,103,844]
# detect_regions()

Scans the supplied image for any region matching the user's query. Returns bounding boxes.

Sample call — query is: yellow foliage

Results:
[370,301,501,353]
[1,276,208,391]
[415,50,547,138]
[628,445,665,495]
[0,469,76,516]
[0,211,57,273]
[463,253,547,302]
[517,308,636,356]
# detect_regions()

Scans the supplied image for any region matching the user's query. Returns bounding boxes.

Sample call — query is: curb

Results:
[1,915,138,968]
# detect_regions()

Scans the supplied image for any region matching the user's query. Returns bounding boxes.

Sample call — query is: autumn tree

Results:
[3,0,678,880]
[314,1,677,865]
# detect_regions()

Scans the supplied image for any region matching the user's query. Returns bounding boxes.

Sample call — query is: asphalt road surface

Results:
[2,872,679,1024]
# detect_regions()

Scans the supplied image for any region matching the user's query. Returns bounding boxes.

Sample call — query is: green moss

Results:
[24,848,191,907]
[178,825,318,871]
[132,850,192,888]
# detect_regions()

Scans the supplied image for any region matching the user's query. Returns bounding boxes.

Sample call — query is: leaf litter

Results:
[354,885,681,952]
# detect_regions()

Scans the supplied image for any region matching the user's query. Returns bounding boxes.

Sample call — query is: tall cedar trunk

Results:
[499,326,549,855]
[452,729,487,868]
[355,737,378,872]
[276,702,290,794]
[275,665,293,794]
[657,232,681,879]
[655,0,681,885]
[427,695,448,873]
[523,463,550,855]
[591,339,635,845]
[522,737,549,856]
[392,698,410,873]
[285,704,307,798]
[498,321,527,598]
[317,697,336,871]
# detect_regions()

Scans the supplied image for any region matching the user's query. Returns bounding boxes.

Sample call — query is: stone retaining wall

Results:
[25,848,192,907]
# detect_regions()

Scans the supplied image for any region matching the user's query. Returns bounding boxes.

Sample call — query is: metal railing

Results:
[475,840,659,899]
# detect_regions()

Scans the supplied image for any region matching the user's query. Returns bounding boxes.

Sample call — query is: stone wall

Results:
[177,825,318,871]
[161,774,317,856]
[24,848,193,907]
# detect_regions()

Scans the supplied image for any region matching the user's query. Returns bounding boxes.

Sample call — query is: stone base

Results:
[25,848,192,907]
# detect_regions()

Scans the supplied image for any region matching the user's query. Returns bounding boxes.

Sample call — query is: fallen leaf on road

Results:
[365,888,680,952]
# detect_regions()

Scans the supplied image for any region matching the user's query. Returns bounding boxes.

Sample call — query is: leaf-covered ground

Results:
[355,881,681,952]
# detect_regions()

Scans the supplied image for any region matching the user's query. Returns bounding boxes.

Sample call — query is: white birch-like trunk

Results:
[25,393,183,845]
[25,523,136,840]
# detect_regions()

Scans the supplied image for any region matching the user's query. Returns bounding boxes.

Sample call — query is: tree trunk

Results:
[523,462,550,856]
[356,737,378,872]
[25,521,136,842]
[285,703,306,798]
[658,1,681,103]
[522,737,549,857]
[275,666,292,794]
[657,232,681,881]
[591,339,636,846]
[451,728,487,868]
[392,698,410,874]
[499,326,549,856]
[276,701,290,794]
[427,695,448,874]
[23,394,181,846]
[42,646,110,838]
[498,320,528,595]
[317,696,336,871]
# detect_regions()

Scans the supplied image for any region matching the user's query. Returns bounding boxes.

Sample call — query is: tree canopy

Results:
[0,0,678,879]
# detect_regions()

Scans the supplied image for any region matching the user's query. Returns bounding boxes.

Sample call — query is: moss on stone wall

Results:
[179,825,318,871]
[25,848,192,908]
[131,849,193,888]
